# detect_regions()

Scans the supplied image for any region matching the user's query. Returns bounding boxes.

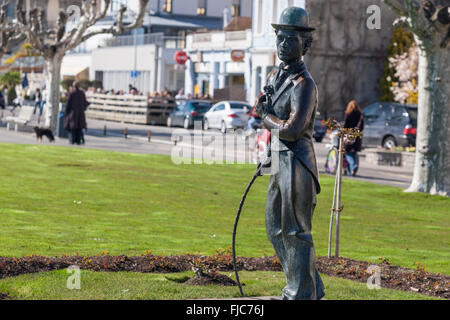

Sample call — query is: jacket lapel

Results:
[271,63,306,106]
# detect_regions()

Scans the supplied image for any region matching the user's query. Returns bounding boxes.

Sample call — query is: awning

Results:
[61,66,89,78]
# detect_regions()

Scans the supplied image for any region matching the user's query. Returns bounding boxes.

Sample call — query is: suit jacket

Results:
[263,61,321,194]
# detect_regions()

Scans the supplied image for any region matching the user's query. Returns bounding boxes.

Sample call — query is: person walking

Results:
[38,86,47,124]
[64,81,88,145]
[33,88,42,115]
[343,100,364,176]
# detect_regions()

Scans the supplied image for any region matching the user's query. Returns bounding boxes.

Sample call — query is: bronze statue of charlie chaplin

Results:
[256,7,325,300]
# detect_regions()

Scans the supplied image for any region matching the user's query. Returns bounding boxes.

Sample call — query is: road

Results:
[0,110,413,189]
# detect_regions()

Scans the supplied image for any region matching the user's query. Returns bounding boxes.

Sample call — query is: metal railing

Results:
[225,31,248,41]
[103,33,185,48]
[85,93,178,125]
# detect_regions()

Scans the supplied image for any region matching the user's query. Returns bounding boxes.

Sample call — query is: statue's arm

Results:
[263,77,316,142]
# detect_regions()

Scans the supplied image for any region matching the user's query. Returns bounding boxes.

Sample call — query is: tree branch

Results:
[77,0,148,45]
[0,1,22,60]
[382,0,413,16]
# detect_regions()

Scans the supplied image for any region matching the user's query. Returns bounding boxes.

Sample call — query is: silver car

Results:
[203,101,251,133]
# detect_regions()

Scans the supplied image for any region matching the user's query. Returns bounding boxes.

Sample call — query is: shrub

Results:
[61,78,75,91]
[7,86,17,104]
[0,71,21,88]
[379,27,415,102]
[91,80,103,89]
[77,78,91,91]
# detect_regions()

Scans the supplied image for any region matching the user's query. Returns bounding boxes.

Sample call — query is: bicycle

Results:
[324,130,355,176]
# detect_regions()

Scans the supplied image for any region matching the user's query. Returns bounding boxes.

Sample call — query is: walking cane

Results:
[232,162,262,297]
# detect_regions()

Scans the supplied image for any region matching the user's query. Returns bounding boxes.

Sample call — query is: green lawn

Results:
[0,142,449,300]
[0,270,441,300]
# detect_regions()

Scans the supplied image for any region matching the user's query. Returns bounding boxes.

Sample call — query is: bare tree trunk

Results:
[406,40,450,196]
[14,0,150,131]
[382,0,450,196]
[44,55,63,131]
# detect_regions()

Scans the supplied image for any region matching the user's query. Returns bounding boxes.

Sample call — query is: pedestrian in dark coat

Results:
[64,81,88,145]
[343,100,364,176]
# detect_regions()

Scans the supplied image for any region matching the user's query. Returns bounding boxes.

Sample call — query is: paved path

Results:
[0,108,413,189]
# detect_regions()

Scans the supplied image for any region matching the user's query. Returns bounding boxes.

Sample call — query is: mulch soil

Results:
[0,254,448,299]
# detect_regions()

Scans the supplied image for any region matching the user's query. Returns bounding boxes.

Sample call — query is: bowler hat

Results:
[271,7,315,32]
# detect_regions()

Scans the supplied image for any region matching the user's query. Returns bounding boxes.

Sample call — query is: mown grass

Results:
[0,270,441,300]
[0,143,448,277]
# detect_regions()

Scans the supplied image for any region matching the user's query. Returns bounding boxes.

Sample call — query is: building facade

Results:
[305,0,397,119]
[248,0,398,116]
[184,28,252,99]
[62,0,252,94]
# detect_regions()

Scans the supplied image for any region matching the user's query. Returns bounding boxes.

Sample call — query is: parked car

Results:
[203,101,251,133]
[166,100,213,129]
[313,111,326,142]
[362,102,417,149]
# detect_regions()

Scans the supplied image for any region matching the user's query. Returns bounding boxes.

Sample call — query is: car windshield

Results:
[191,102,212,113]
[230,103,251,110]
[407,107,417,126]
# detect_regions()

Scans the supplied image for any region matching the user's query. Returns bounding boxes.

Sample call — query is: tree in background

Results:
[0,71,21,104]
[0,1,24,64]
[2,42,41,65]
[379,27,415,102]
[388,43,419,104]
[383,0,450,196]
[14,0,149,131]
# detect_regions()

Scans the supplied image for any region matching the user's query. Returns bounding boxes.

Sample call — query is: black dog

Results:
[34,127,55,142]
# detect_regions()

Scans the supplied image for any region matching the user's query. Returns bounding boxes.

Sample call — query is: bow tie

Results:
[279,61,303,71]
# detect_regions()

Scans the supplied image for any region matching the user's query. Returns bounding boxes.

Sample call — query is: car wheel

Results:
[167,117,172,127]
[221,121,227,134]
[203,118,209,131]
[383,136,397,149]
[183,118,190,129]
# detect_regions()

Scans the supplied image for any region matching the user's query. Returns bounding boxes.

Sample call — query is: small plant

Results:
[415,262,427,276]
[378,257,391,265]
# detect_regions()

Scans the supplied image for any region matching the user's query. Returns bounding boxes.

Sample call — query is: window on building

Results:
[231,0,241,17]
[163,0,172,13]
[288,0,294,7]
[197,0,207,15]
[272,0,279,23]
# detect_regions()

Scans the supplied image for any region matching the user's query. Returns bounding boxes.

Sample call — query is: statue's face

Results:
[276,29,303,63]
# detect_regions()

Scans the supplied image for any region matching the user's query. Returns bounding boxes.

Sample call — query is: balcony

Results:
[103,33,186,49]
[187,30,251,51]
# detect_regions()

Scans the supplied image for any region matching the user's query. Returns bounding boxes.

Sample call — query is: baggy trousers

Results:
[265,150,325,300]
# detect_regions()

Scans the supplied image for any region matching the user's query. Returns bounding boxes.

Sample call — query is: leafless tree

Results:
[383,0,450,196]
[14,0,149,131]
[0,1,23,63]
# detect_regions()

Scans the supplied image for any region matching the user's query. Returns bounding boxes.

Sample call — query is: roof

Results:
[143,14,222,30]
[223,17,252,31]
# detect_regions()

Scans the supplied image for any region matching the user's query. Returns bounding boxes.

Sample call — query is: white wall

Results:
[91,44,180,93]
[253,0,304,44]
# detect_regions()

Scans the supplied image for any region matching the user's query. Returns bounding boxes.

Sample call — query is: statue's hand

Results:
[255,95,271,118]
[254,95,265,115]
